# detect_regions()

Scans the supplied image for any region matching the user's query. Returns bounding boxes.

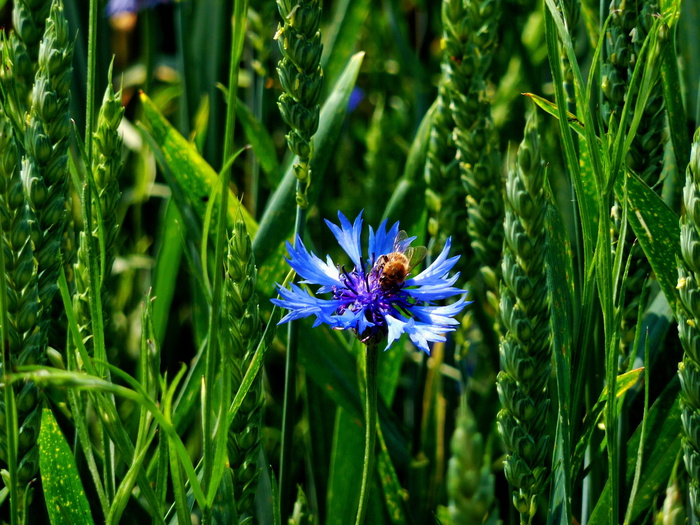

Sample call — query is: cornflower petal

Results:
[395,234,417,252]
[285,238,342,288]
[368,219,400,263]
[105,0,166,15]
[324,210,364,268]
[406,237,460,286]
[411,297,470,327]
[385,316,447,354]
[272,283,344,324]
[407,274,465,301]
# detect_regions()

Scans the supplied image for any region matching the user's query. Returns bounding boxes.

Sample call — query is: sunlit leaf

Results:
[39,409,95,525]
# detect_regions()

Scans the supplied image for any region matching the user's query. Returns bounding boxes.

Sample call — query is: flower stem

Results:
[279,191,306,520]
[355,343,378,525]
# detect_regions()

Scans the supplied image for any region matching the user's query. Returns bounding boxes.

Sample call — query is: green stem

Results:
[355,343,378,525]
[279,194,306,520]
[201,0,247,519]
[85,0,98,164]
[600,190,618,525]
[0,196,19,525]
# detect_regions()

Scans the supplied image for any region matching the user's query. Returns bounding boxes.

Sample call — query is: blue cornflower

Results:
[105,0,168,16]
[272,211,470,354]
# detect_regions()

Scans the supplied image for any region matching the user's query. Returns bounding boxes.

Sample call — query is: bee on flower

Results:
[272,211,470,354]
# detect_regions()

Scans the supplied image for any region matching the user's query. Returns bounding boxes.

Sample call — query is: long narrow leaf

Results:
[545,203,574,525]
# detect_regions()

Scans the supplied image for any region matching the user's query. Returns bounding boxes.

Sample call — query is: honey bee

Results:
[376,231,427,292]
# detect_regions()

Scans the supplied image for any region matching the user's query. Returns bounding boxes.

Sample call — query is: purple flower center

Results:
[332,263,412,343]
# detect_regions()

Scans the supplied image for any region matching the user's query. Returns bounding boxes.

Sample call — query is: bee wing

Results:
[405,246,427,272]
[393,230,409,252]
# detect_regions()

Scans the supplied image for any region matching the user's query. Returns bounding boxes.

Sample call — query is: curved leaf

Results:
[138,92,258,238]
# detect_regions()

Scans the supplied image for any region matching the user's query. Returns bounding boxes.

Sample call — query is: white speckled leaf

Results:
[616,170,681,316]
[39,408,95,525]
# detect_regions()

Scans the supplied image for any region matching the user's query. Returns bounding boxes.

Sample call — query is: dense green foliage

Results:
[0,0,698,523]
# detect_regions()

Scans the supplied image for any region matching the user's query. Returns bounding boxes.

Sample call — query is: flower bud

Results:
[276,0,295,19]
[288,3,321,35]
[282,30,323,73]
[8,178,25,210]
[35,237,60,268]
[287,133,312,159]
[277,94,319,137]
[17,339,43,366]
[680,319,700,365]
[684,440,700,482]
[502,453,534,491]
[39,90,59,121]
[54,68,73,98]
[227,286,244,319]
[45,347,65,370]
[683,409,700,450]
[240,310,258,340]
[48,111,71,143]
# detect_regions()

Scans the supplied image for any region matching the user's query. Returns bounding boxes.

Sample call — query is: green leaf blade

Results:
[39,408,96,525]
[617,170,681,315]
[139,92,258,238]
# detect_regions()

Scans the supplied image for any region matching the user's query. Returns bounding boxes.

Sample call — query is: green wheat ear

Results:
[496,110,551,523]
[425,0,475,280]
[0,1,73,507]
[440,0,503,288]
[223,221,264,519]
[446,399,498,524]
[677,128,700,519]
[0,0,52,122]
[0,105,43,493]
[91,66,125,276]
[602,0,669,365]
[21,0,73,331]
[275,0,323,208]
[73,67,125,346]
